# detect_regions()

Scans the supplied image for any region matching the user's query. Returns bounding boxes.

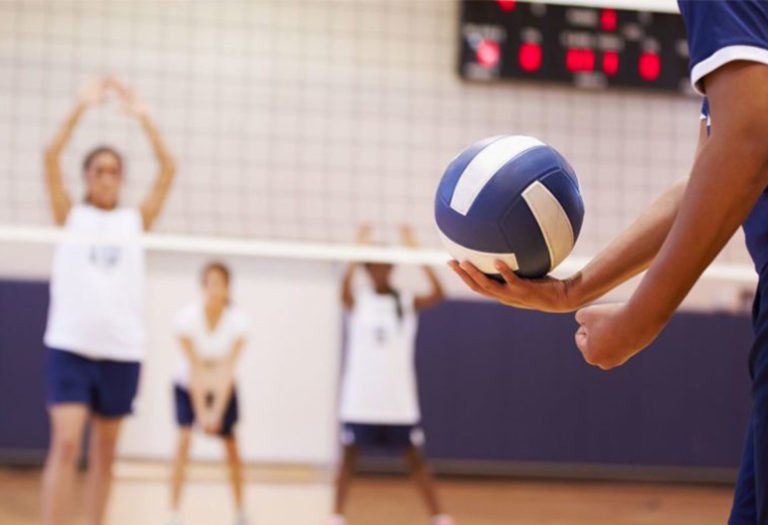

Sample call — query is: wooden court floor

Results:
[0,462,734,525]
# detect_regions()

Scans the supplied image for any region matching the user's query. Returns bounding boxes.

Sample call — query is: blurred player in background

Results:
[169,261,249,525]
[41,77,175,525]
[326,225,455,525]
[451,2,768,524]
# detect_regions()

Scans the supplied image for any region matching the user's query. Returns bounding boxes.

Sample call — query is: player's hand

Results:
[106,77,149,118]
[78,77,108,107]
[355,224,373,245]
[574,302,656,370]
[202,411,222,435]
[449,259,581,313]
[399,224,419,248]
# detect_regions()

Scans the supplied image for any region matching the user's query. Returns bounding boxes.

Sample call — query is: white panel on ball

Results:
[449,135,545,215]
[437,229,519,275]
[522,181,575,270]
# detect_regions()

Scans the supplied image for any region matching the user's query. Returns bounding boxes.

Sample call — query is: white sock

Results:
[433,515,453,525]
[168,512,182,525]
[327,514,346,525]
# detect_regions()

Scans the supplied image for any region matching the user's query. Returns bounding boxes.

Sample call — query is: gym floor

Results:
[0,462,733,525]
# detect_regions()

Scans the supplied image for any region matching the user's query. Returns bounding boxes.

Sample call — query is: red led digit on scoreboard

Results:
[602,51,619,76]
[639,52,661,81]
[566,48,595,73]
[476,39,501,68]
[497,0,516,11]
[519,43,542,72]
[601,9,618,31]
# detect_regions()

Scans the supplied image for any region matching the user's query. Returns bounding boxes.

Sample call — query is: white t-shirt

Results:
[174,302,249,387]
[339,288,421,425]
[44,204,146,362]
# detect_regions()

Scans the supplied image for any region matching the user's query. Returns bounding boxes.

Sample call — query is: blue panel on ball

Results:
[539,171,585,241]
[460,145,554,220]
[435,200,510,253]
[499,198,552,278]
[436,136,506,205]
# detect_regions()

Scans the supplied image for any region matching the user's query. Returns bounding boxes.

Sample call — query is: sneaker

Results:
[234,512,249,525]
[433,515,457,525]
[167,514,182,525]
[324,515,346,525]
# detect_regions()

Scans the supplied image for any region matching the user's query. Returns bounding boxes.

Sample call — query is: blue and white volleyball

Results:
[435,135,584,279]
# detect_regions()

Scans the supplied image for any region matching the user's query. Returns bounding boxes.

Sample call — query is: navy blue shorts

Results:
[730,275,768,525]
[341,423,425,450]
[678,0,768,93]
[46,348,141,418]
[174,385,239,437]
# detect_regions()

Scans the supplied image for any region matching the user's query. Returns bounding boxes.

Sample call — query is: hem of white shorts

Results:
[691,45,768,95]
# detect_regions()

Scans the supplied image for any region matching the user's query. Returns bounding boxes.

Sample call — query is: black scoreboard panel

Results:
[459,0,691,93]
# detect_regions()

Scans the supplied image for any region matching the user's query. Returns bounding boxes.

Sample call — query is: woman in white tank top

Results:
[41,77,176,525]
[326,225,457,525]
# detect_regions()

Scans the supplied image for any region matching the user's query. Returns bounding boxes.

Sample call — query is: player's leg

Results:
[729,415,756,525]
[404,445,443,517]
[330,443,359,523]
[220,390,246,524]
[84,359,140,525]
[85,416,123,525]
[41,404,89,525]
[223,435,246,524]
[170,385,195,522]
[170,428,192,521]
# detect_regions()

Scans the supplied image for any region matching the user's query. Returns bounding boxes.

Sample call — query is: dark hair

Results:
[82,145,123,173]
[201,261,231,286]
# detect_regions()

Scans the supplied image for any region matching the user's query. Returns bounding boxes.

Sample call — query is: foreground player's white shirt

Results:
[340,288,421,425]
[44,204,146,361]
[174,302,249,387]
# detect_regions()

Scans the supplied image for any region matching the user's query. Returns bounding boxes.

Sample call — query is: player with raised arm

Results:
[451,2,768,524]
[326,225,456,525]
[41,77,176,525]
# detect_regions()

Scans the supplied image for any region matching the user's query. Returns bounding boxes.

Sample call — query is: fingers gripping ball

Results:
[435,135,585,279]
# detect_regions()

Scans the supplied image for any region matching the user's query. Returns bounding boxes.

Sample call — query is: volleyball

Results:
[435,135,585,279]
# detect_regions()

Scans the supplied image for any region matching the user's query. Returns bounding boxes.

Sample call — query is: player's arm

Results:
[400,225,445,310]
[44,78,107,225]
[449,122,708,313]
[110,79,176,231]
[179,336,209,419]
[341,224,372,310]
[576,62,768,369]
[207,337,245,429]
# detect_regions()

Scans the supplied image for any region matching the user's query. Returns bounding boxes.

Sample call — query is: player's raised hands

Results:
[355,223,373,245]
[399,224,419,248]
[449,259,581,313]
[77,77,109,107]
[106,77,149,118]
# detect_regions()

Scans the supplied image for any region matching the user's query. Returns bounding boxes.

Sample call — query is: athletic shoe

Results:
[234,512,249,525]
[324,515,346,525]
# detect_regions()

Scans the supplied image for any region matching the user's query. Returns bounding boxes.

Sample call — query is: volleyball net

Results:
[0,0,757,308]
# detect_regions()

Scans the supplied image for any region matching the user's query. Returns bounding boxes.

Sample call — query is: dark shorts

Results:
[174,385,239,437]
[731,275,768,525]
[46,348,141,418]
[341,423,425,450]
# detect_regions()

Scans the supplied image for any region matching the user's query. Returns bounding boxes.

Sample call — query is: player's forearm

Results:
[628,137,768,334]
[340,263,358,308]
[568,178,686,307]
[46,103,86,157]
[422,265,445,300]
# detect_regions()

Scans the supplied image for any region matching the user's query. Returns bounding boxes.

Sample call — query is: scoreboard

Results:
[459,0,692,93]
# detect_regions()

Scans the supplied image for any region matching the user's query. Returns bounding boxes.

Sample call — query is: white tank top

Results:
[44,204,146,362]
[339,288,420,425]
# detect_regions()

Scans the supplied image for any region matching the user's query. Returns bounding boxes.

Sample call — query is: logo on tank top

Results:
[89,244,122,269]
